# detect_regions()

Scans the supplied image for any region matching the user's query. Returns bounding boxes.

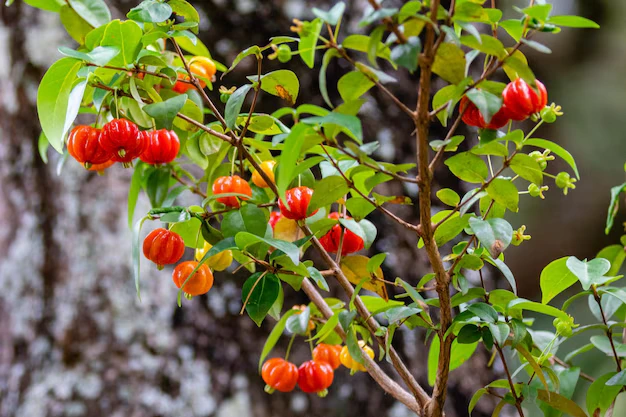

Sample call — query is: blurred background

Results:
[0,0,624,416]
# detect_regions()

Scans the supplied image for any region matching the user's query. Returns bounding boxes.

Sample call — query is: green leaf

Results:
[127,162,146,228]
[457,324,482,343]
[490,257,517,294]
[127,0,172,23]
[256,70,299,105]
[520,38,552,54]
[444,152,488,183]
[428,335,478,386]
[510,153,543,185]
[58,45,119,66]
[342,34,395,67]
[37,57,83,153]
[131,216,148,300]
[100,19,142,67]
[586,373,621,417]
[460,34,506,59]
[301,112,363,143]
[508,298,569,320]
[258,309,296,372]
[23,0,64,12]
[60,5,94,45]
[537,390,587,417]
[312,2,345,25]
[276,123,311,198]
[469,217,513,258]
[236,232,300,265]
[222,204,269,238]
[566,257,611,290]
[298,18,323,68]
[523,4,552,21]
[488,323,509,346]
[144,94,187,130]
[309,176,350,214]
[605,183,626,234]
[225,84,252,129]
[390,37,421,72]
[486,178,519,213]
[68,0,111,27]
[548,15,599,29]
[145,167,170,208]
[338,71,375,102]
[468,388,488,414]
[434,212,470,247]
[590,335,626,356]
[540,257,578,304]
[467,303,498,323]
[319,49,340,108]
[286,306,311,335]
[607,369,626,386]
[597,244,626,276]
[466,88,502,124]
[242,272,281,326]
[437,188,460,206]
[524,138,579,179]
[170,207,204,249]
[432,43,466,84]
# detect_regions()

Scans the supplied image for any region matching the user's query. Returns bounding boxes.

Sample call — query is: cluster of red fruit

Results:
[460,78,548,129]
[67,119,180,170]
[262,342,375,396]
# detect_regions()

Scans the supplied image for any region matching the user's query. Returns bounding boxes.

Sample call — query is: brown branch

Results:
[495,342,526,417]
[412,1,451,416]
[85,63,195,84]
[170,169,207,198]
[365,0,408,44]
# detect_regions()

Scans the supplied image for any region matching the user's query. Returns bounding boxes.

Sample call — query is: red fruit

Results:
[172,261,214,297]
[279,186,317,220]
[460,96,510,130]
[139,129,180,165]
[502,78,548,121]
[319,213,364,256]
[99,119,146,166]
[297,360,334,395]
[67,126,112,168]
[261,358,299,393]
[87,159,115,173]
[212,175,252,208]
[143,228,186,269]
[312,344,342,370]
[269,212,282,229]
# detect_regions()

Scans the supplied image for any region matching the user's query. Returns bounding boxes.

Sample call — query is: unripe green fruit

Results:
[553,317,574,337]
[528,183,541,197]
[555,172,571,189]
[541,107,557,123]
[220,93,230,103]
[277,44,292,63]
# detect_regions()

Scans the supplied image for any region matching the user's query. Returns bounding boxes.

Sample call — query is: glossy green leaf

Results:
[68,0,111,27]
[23,0,64,12]
[597,244,626,276]
[537,390,587,417]
[225,84,252,129]
[524,138,579,179]
[58,45,119,66]
[548,15,599,29]
[605,183,626,234]
[276,123,311,199]
[127,0,172,23]
[540,257,578,304]
[586,373,621,417]
[510,153,543,185]
[301,112,363,143]
[444,152,488,183]
[100,19,142,67]
[312,2,345,25]
[309,176,350,214]
[144,94,187,130]
[258,309,296,372]
[466,88,502,124]
[222,204,269,238]
[469,217,513,258]
[257,70,299,105]
[437,188,460,206]
[460,34,506,59]
[390,37,421,72]
[486,178,519,213]
[242,273,281,326]
[60,5,94,44]
[432,43,466,84]
[298,18,323,68]
[37,57,83,153]
[338,71,375,102]
[566,257,611,290]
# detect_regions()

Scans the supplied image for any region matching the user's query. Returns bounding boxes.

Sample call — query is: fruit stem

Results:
[285,333,296,362]
[264,384,275,394]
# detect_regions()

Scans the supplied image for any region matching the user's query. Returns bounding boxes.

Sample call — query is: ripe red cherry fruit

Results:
[460,96,511,130]
[269,211,282,229]
[172,261,214,298]
[212,175,252,208]
[261,358,299,393]
[297,360,334,396]
[142,228,186,269]
[139,129,180,165]
[502,78,548,121]
[99,119,146,167]
[312,344,342,370]
[67,126,112,169]
[279,186,318,220]
[319,213,364,256]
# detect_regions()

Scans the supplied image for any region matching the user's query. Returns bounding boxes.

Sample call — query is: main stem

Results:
[414,1,451,416]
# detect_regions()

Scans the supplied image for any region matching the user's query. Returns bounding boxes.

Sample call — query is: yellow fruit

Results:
[195,241,233,271]
[340,341,374,373]
[251,160,276,188]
